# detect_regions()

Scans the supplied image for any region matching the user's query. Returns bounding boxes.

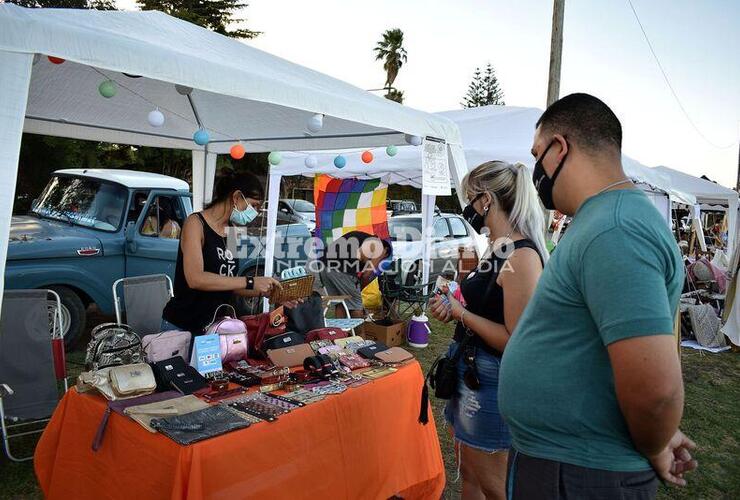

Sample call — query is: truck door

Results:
[124,190,192,280]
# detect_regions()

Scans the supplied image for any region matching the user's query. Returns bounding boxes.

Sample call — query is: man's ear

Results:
[553,134,569,161]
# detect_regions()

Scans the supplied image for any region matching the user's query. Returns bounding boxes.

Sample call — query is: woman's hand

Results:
[445,291,466,322]
[253,276,282,297]
[428,293,453,323]
[282,298,304,309]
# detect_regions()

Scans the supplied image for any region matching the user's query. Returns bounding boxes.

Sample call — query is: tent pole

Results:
[191,150,205,211]
[0,51,33,318]
[262,172,282,312]
[420,194,436,298]
[204,151,217,205]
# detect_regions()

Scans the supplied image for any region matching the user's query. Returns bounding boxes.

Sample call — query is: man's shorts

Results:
[317,268,363,311]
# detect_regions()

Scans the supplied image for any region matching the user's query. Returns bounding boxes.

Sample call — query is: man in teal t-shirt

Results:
[499,94,698,499]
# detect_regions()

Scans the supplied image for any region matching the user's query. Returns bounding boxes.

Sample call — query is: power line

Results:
[626,0,735,150]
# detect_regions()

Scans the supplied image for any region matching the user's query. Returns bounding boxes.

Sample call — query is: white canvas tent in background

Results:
[0,5,464,316]
[654,165,739,256]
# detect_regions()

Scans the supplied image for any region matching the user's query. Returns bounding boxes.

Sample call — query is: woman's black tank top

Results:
[162,212,238,334]
[453,238,542,357]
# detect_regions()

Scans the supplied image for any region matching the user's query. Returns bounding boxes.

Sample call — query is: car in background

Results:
[280,198,316,232]
[386,199,418,217]
[6,169,311,348]
[387,212,486,286]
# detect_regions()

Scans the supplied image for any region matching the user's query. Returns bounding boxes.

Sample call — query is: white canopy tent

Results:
[0,5,464,314]
[653,165,739,255]
[274,105,680,293]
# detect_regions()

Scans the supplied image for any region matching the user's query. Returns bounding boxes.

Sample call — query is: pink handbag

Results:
[205,305,248,364]
[141,330,192,363]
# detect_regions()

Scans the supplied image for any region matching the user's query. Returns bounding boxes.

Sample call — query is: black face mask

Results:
[533,139,568,210]
[463,193,486,234]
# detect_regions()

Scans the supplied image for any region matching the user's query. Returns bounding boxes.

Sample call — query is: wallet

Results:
[153,356,208,395]
[374,346,414,364]
[334,336,365,348]
[305,327,347,343]
[267,343,315,368]
[339,353,371,370]
[124,395,209,433]
[269,275,314,304]
[357,342,390,359]
[262,331,306,352]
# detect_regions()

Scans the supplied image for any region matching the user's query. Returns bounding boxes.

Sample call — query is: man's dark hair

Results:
[536,93,622,153]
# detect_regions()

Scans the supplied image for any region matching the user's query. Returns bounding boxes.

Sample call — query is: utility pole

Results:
[546,0,566,107]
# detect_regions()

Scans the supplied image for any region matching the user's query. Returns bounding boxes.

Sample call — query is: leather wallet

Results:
[267,343,315,368]
[374,346,414,364]
[262,331,306,352]
[153,356,208,395]
[334,336,365,348]
[269,275,314,304]
[357,342,390,359]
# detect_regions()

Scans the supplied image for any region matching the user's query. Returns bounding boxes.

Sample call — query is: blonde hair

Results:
[461,160,549,263]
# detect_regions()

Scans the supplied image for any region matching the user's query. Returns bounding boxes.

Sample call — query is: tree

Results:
[374,28,407,90]
[136,0,260,39]
[462,63,505,108]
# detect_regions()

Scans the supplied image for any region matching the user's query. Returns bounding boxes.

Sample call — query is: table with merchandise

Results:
[34,332,445,500]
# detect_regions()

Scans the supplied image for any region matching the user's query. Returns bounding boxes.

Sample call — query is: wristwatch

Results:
[245,277,255,290]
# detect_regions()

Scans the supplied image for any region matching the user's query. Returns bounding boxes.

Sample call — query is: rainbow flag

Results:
[314,174,390,243]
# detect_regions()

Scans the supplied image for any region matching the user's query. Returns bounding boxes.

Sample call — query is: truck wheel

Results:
[48,286,86,350]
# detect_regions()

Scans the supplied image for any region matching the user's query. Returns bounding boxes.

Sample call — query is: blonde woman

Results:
[429,161,548,500]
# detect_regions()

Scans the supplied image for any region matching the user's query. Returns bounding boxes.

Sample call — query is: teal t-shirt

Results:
[498,189,683,472]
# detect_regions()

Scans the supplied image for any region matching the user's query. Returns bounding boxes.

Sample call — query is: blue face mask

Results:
[230,194,258,226]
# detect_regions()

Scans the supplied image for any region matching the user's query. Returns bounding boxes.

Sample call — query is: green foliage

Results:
[374,28,407,91]
[462,62,505,108]
[136,0,260,39]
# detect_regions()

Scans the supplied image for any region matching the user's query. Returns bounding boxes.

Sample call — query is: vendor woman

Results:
[161,172,281,335]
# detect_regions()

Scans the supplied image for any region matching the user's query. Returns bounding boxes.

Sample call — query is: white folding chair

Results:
[0,289,66,462]
[113,274,174,335]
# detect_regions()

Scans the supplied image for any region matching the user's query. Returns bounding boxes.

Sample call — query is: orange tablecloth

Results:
[34,362,445,500]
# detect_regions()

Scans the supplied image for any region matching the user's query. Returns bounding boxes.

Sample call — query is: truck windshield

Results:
[32,175,128,232]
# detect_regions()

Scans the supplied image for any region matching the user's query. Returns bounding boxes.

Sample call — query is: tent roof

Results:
[273,105,672,192]
[654,166,738,207]
[0,4,461,154]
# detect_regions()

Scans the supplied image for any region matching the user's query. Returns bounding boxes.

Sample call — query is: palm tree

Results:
[374,28,408,90]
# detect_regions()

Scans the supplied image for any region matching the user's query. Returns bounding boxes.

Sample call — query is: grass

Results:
[1,313,738,499]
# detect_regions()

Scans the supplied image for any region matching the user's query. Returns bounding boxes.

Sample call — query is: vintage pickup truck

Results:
[5,169,311,348]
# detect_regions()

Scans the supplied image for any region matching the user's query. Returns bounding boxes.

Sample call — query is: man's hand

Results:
[648,430,698,487]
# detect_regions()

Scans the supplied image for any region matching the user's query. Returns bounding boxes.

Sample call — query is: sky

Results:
[117,0,740,188]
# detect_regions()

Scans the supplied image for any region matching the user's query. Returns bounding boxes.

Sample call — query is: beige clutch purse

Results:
[109,363,157,398]
[124,395,209,432]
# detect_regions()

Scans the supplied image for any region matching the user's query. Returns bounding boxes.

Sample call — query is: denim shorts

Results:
[444,341,511,452]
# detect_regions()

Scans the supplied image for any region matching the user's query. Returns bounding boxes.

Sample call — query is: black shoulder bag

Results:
[419,258,497,424]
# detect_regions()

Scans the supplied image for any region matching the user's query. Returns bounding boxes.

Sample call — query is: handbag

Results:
[240,306,286,358]
[266,343,315,368]
[357,341,390,359]
[141,330,192,363]
[285,292,325,335]
[152,356,208,395]
[150,405,252,446]
[205,305,249,364]
[92,391,181,451]
[262,331,306,352]
[77,363,156,402]
[305,327,348,343]
[85,323,144,370]
[374,346,414,364]
[269,275,315,304]
[125,395,209,433]
[419,331,474,425]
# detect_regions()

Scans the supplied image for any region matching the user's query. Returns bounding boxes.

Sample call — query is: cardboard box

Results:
[360,320,406,347]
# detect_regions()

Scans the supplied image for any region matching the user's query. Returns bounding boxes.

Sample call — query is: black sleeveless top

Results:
[162,213,238,334]
[453,239,542,357]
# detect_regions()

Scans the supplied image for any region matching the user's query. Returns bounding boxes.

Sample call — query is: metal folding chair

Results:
[0,289,67,462]
[113,274,173,336]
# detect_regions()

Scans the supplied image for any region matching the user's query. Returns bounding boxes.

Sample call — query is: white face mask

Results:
[229,194,258,226]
